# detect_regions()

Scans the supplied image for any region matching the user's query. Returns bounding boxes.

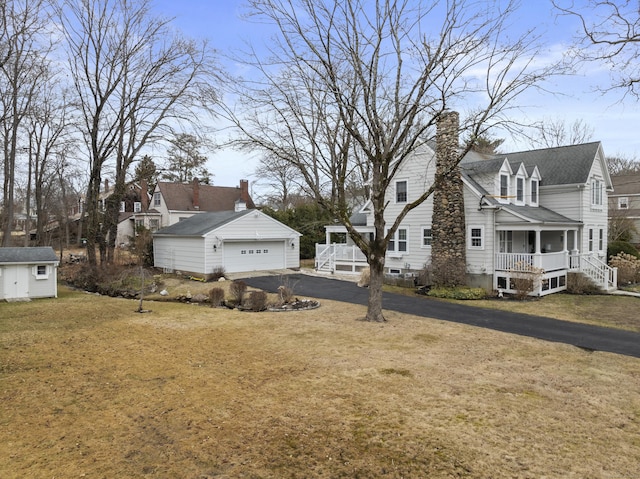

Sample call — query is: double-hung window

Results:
[469,226,484,250]
[396,180,407,203]
[421,227,432,247]
[500,174,509,198]
[516,177,524,203]
[618,197,629,209]
[387,228,408,253]
[591,178,603,207]
[530,180,538,205]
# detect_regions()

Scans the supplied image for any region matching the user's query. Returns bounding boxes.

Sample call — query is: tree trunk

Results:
[365,253,386,322]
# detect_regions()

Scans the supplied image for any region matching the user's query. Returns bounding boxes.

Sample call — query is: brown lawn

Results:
[1,285,639,478]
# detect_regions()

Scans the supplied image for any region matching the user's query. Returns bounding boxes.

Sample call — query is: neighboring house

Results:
[316,141,617,295]
[609,173,640,246]
[153,209,301,278]
[0,247,59,300]
[116,178,255,246]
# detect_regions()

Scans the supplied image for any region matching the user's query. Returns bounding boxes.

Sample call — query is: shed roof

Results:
[0,247,59,263]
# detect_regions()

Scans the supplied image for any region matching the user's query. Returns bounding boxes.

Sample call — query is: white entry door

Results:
[223,241,285,273]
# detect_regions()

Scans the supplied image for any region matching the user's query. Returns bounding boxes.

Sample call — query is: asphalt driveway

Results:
[243,273,640,359]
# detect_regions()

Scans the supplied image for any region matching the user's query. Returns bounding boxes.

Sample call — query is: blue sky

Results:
[152,0,640,189]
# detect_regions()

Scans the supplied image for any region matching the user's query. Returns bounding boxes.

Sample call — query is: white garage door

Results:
[223,241,285,273]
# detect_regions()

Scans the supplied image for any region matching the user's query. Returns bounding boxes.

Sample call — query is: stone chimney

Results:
[192,178,200,210]
[239,179,249,203]
[431,111,467,286]
[140,180,149,211]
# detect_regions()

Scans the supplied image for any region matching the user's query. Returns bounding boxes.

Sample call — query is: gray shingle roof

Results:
[153,210,253,237]
[610,173,640,196]
[157,182,255,212]
[0,247,59,263]
[462,142,602,186]
[501,204,579,224]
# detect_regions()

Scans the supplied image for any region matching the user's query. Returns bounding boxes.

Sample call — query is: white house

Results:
[153,209,301,278]
[0,247,59,300]
[316,141,617,295]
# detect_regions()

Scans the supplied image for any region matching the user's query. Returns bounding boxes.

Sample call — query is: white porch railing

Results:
[315,243,367,273]
[495,252,568,272]
[496,251,617,291]
[569,252,618,291]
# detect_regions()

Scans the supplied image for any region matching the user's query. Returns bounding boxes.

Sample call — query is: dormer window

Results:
[530,180,538,205]
[500,174,509,198]
[516,177,524,203]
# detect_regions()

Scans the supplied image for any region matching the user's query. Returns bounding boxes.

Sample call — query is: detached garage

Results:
[0,247,59,301]
[153,210,301,278]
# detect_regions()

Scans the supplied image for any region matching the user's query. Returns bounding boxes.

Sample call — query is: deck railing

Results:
[495,251,568,272]
[315,243,367,272]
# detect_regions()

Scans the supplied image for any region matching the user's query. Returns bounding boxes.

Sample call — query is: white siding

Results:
[206,210,300,270]
[376,144,438,272]
[465,188,495,275]
[154,237,206,274]
[154,210,301,275]
[0,263,57,300]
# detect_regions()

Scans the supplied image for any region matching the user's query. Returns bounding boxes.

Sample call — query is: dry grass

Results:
[2,286,640,478]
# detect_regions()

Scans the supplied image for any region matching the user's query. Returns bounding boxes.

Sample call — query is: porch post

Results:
[325,230,330,245]
[534,229,542,269]
[562,230,568,251]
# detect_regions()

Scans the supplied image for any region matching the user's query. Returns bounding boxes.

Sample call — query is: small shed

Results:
[0,247,59,301]
[153,209,302,278]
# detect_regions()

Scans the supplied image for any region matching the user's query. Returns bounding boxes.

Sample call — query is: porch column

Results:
[534,229,542,269]
[325,230,330,245]
[562,230,568,251]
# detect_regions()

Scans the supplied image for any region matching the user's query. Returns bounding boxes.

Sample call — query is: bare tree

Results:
[0,0,51,246]
[227,0,568,322]
[253,153,304,210]
[608,155,640,175]
[527,117,595,149]
[59,0,219,266]
[554,0,640,99]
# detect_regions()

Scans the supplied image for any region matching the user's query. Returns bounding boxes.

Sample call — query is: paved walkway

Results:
[243,273,640,359]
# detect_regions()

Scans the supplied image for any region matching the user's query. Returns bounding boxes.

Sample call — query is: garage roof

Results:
[153,210,253,237]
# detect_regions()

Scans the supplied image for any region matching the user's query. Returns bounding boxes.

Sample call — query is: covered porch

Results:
[315,223,372,274]
[494,226,616,295]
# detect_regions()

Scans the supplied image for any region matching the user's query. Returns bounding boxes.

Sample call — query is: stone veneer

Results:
[431,111,467,286]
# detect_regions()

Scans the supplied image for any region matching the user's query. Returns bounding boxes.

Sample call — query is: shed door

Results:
[4,266,30,299]
[223,241,285,273]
